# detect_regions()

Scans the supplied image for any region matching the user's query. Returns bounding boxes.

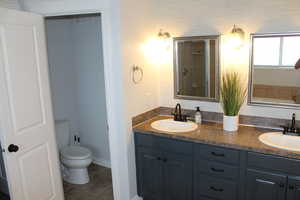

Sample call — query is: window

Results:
[253,35,300,68]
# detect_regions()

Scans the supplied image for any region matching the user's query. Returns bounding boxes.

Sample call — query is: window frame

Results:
[248,32,300,110]
[252,34,300,69]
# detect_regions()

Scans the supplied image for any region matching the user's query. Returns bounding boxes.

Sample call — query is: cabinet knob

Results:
[157,157,161,160]
[162,158,168,162]
[289,185,295,190]
[8,144,19,153]
[279,183,285,188]
[211,152,225,157]
[211,167,225,173]
[210,186,224,192]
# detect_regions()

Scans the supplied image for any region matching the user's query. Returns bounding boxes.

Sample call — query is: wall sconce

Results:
[158,29,172,50]
[229,25,245,49]
[158,29,171,39]
[141,29,172,65]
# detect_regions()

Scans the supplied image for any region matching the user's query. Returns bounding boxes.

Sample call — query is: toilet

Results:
[55,120,92,184]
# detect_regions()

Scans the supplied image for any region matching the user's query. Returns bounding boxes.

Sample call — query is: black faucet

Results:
[172,103,188,122]
[281,113,300,135]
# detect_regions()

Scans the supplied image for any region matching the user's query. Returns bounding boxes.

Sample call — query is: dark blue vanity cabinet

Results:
[135,133,193,200]
[194,144,242,200]
[134,132,300,200]
[246,152,300,200]
[246,169,286,200]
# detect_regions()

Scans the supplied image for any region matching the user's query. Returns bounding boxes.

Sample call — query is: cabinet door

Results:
[163,152,193,200]
[287,176,300,200]
[137,147,163,200]
[246,169,287,200]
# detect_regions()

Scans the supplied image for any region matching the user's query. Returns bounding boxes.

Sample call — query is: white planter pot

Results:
[223,115,239,132]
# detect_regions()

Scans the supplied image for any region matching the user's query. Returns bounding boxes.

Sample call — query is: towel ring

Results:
[132,65,143,84]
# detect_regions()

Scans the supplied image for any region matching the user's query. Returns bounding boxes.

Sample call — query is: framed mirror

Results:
[248,33,300,109]
[173,35,220,101]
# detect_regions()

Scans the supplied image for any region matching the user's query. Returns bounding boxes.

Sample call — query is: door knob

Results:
[8,144,19,153]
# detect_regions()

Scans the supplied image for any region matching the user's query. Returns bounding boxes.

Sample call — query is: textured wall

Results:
[0,0,21,10]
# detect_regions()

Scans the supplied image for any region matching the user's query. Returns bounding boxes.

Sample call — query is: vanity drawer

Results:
[157,137,193,155]
[195,174,237,200]
[247,152,300,175]
[195,144,240,164]
[196,159,239,180]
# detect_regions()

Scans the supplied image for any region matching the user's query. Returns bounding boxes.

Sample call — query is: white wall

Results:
[21,1,136,200]
[119,0,160,197]
[0,0,22,10]
[46,19,80,135]
[253,68,300,87]
[21,1,300,200]
[154,0,300,120]
[46,15,110,165]
[72,15,110,165]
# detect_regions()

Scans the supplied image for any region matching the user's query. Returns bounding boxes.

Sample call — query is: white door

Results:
[0,8,64,200]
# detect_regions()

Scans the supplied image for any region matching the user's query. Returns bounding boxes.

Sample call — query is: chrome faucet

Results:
[172,103,188,122]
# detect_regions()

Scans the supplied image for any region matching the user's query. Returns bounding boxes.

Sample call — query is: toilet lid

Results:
[61,146,92,160]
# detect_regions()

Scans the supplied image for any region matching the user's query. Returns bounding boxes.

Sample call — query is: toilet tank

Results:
[54,120,70,150]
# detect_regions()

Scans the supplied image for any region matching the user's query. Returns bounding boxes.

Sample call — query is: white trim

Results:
[33,8,129,200]
[131,195,143,200]
[93,157,111,168]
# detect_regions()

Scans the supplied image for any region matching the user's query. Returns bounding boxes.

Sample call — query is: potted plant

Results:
[220,72,247,131]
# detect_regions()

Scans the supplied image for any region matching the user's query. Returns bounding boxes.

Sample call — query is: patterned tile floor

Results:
[63,164,113,200]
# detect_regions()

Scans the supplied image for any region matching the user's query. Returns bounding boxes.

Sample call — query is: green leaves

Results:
[220,72,247,116]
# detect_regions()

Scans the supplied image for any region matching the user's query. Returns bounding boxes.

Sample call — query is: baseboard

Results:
[131,195,142,200]
[93,157,111,168]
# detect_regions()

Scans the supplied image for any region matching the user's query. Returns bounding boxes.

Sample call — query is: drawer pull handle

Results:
[289,185,295,190]
[211,167,224,173]
[211,152,225,157]
[162,158,168,162]
[210,186,224,192]
[279,183,285,188]
[157,157,161,160]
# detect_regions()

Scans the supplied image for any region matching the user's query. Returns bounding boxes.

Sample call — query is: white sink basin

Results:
[151,119,198,133]
[259,132,300,152]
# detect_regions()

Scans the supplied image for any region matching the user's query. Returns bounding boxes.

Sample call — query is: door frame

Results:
[0,8,131,200]
[42,10,128,200]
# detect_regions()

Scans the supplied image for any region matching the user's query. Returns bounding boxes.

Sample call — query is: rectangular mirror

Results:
[249,33,300,108]
[173,35,220,101]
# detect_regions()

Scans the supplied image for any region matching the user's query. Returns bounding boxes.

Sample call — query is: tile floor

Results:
[63,164,113,200]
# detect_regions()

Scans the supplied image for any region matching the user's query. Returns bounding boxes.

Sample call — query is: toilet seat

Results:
[61,146,92,160]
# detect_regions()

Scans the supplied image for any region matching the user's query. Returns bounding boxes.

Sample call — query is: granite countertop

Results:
[133,115,300,160]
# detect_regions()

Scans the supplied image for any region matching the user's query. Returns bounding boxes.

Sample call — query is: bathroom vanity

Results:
[134,116,300,200]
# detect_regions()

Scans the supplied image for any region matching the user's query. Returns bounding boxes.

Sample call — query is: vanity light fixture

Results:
[158,29,171,40]
[229,25,245,49]
[158,29,172,50]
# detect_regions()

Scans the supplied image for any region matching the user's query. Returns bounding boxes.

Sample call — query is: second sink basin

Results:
[151,119,198,133]
[259,132,300,152]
